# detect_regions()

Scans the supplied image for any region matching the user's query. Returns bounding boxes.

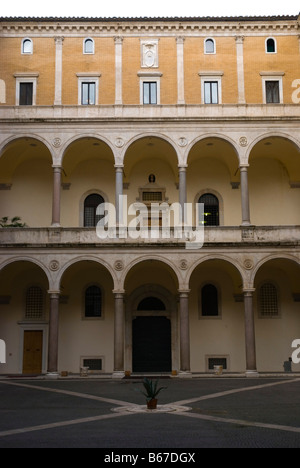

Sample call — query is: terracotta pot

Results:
[147,398,158,410]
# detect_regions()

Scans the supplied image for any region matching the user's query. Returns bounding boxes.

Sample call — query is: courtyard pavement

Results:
[0,375,300,449]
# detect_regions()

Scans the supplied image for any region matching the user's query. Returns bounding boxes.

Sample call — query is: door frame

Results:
[18,322,48,374]
[125,284,178,373]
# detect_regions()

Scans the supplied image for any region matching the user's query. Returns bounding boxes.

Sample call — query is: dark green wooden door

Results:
[132,316,171,372]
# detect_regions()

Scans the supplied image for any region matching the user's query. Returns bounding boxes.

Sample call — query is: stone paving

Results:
[0,376,300,448]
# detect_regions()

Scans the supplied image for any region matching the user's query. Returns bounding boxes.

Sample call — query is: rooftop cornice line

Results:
[0,15,299,22]
[0,16,299,35]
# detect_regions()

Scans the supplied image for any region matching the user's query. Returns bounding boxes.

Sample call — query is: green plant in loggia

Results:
[0,216,27,227]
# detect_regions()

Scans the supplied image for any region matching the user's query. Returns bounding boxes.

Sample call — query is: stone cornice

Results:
[0,16,299,37]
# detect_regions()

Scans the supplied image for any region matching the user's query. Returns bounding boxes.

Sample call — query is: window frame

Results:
[14,73,39,106]
[204,38,216,55]
[138,72,162,105]
[260,72,284,104]
[77,73,101,105]
[265,37,277,54]
[199,192,220,226]
[83,37,95,55]
[21,38,33,55]
[199,72,223,104]
[83,283,103,320]
[199,282,222,319]
[83,193,105,227]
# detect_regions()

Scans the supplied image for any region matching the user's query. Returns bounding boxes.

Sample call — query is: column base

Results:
[45,372,59,380]
[178,371,192,379]
[112,371,125,379]
[245,370,259,378]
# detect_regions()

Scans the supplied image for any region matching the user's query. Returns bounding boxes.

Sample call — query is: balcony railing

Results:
[0,104,300,121]
[0,225,299,247]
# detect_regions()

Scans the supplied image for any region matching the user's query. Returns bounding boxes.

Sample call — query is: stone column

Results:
[47,291,60,378]
[52,166,62,227]
[54,37,64,106]
[243,289,258,377]
[178,166,187,223]
[113,290,125,378]
[176,37,185,105]
[179,290,191,376]
[115,166,124,225]
[114,36,123,105]
[235,36,246,104]
[240,165,251,226]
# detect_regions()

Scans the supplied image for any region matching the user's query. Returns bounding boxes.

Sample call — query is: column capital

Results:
[54,36,64,45]
[235,35,245,44]
[113,289,125,296]
[178,289,191,296]
[48,290,61,298]
[176,36,185,44]
[239,164,249,170]
[243,288,256,296]
[114,36,124,44]
[114,164,124,170]
[178,165,188,170]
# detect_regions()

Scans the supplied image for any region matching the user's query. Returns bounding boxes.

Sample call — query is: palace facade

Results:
[0,15,299,377]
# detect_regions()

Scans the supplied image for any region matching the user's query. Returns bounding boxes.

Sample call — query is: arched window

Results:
[259,283,279,317]
[83,38,94,54]
[85,285,102,318]
[266,38,276,53]
[22,38,33,54]
[201,284,219,317]
[137,297,166,311]
[25,286,43,319]
[199,193,220,226]
[205,38,215,54]
[84,194,104,227]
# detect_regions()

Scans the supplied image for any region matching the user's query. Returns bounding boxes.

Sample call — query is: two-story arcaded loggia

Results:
[0,14,299,378]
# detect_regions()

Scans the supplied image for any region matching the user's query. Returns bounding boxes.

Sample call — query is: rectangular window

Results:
[81,82,96,105]
[204,81,218,104]
[19,82,33,105]
[143,82,157,105]
[265,81,280,103]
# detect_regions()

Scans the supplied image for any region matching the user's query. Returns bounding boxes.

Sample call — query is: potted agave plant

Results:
[140,378,167,410]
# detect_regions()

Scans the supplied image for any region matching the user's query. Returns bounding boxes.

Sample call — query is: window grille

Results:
[208,357,227,370]
[25,286,43,319]
[142,191,163,202]
[84,194,104,227]
[83,358,102,371]
[85,285,102,318]
[259,283,279,317]
[199,193,219,226]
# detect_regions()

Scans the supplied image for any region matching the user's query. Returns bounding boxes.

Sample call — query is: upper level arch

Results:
[186,134,240,167]
[0,134,54,163]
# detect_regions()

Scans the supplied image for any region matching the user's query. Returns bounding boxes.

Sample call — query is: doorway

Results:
[132,316,172,372]
[22,330,43,374]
